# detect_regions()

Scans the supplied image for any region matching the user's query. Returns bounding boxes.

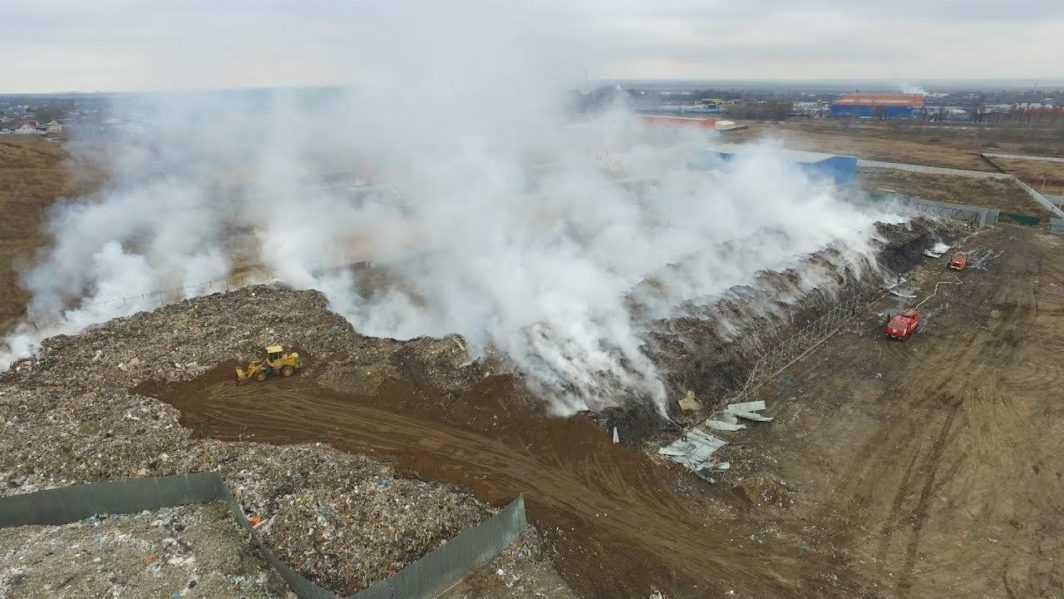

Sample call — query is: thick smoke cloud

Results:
[0,5,901,415]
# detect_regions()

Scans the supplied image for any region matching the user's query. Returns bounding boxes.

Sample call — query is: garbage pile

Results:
[0,285,494,595]
[0,502,284,598]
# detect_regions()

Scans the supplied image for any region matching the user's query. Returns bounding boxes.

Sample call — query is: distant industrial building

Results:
[830,94,925,119]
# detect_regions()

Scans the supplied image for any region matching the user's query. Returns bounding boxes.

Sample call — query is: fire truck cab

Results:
[885,309,922,341]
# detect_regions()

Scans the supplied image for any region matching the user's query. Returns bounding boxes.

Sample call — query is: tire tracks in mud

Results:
[810,235,1046,598]
[895,393,963,598]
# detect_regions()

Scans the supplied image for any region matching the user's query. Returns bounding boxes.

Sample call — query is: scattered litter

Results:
[726,401,774,422]
[967,248,1004,271]
[727,400,765,412]
[706,420,746,432]
[661,398,774,480]
[659,429,727,481]
[731,410,773,423]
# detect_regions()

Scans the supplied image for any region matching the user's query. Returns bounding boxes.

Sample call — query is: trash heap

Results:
[658,400,774,482]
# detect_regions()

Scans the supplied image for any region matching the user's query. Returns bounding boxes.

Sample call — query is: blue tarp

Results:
[690,145,858,186]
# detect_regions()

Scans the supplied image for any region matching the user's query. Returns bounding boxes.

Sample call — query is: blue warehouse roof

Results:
[690,144,859,185]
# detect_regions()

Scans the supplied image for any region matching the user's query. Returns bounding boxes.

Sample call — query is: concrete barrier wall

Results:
[877,195,999,226]
[1014,178,1064,220]
[0,474,528,599]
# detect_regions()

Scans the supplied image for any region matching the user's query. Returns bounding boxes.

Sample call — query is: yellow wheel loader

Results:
[235,345,302,385]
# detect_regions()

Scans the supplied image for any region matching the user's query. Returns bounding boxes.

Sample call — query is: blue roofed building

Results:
[689,144,859,186]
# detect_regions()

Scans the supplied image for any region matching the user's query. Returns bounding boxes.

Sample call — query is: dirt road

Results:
[146,366,869,598]
[735,226,1064,598]
[727,121,1064,171]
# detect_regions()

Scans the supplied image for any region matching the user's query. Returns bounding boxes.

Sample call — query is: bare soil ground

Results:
[722,225,1064,598]
[0,138,105,333]
[860,169,1055,219]
[988,158,1064,197]
[726,120,1064,172]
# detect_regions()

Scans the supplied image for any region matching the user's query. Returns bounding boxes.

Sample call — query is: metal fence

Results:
[0,474,528,599]
[725,289,882,404]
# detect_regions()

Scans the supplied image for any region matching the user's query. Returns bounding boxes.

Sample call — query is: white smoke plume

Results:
[0,5,902,415]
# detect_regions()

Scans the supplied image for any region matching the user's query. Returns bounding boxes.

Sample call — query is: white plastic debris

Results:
[659,429,727,481]
[706,420,746,432]
[726,400,766,413]
[731,410,773,423]
[726,400,773,422]
[923,242,951,258]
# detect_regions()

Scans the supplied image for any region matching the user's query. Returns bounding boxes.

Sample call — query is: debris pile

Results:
[0,285,497,594]
[659,400,774,482]
[640,218,951,434]
[0,502,285,598]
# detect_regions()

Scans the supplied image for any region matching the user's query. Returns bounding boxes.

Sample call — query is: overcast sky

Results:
[3,0,1063,93]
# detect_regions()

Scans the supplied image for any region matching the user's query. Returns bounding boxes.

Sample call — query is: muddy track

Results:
[142,366,868,598]
[753,227,1064,598]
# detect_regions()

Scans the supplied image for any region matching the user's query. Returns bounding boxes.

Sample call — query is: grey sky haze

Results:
[2,0,1062,93]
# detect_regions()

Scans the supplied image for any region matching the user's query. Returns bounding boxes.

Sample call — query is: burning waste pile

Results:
[0,93,909,420]
[0,7,909,420]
